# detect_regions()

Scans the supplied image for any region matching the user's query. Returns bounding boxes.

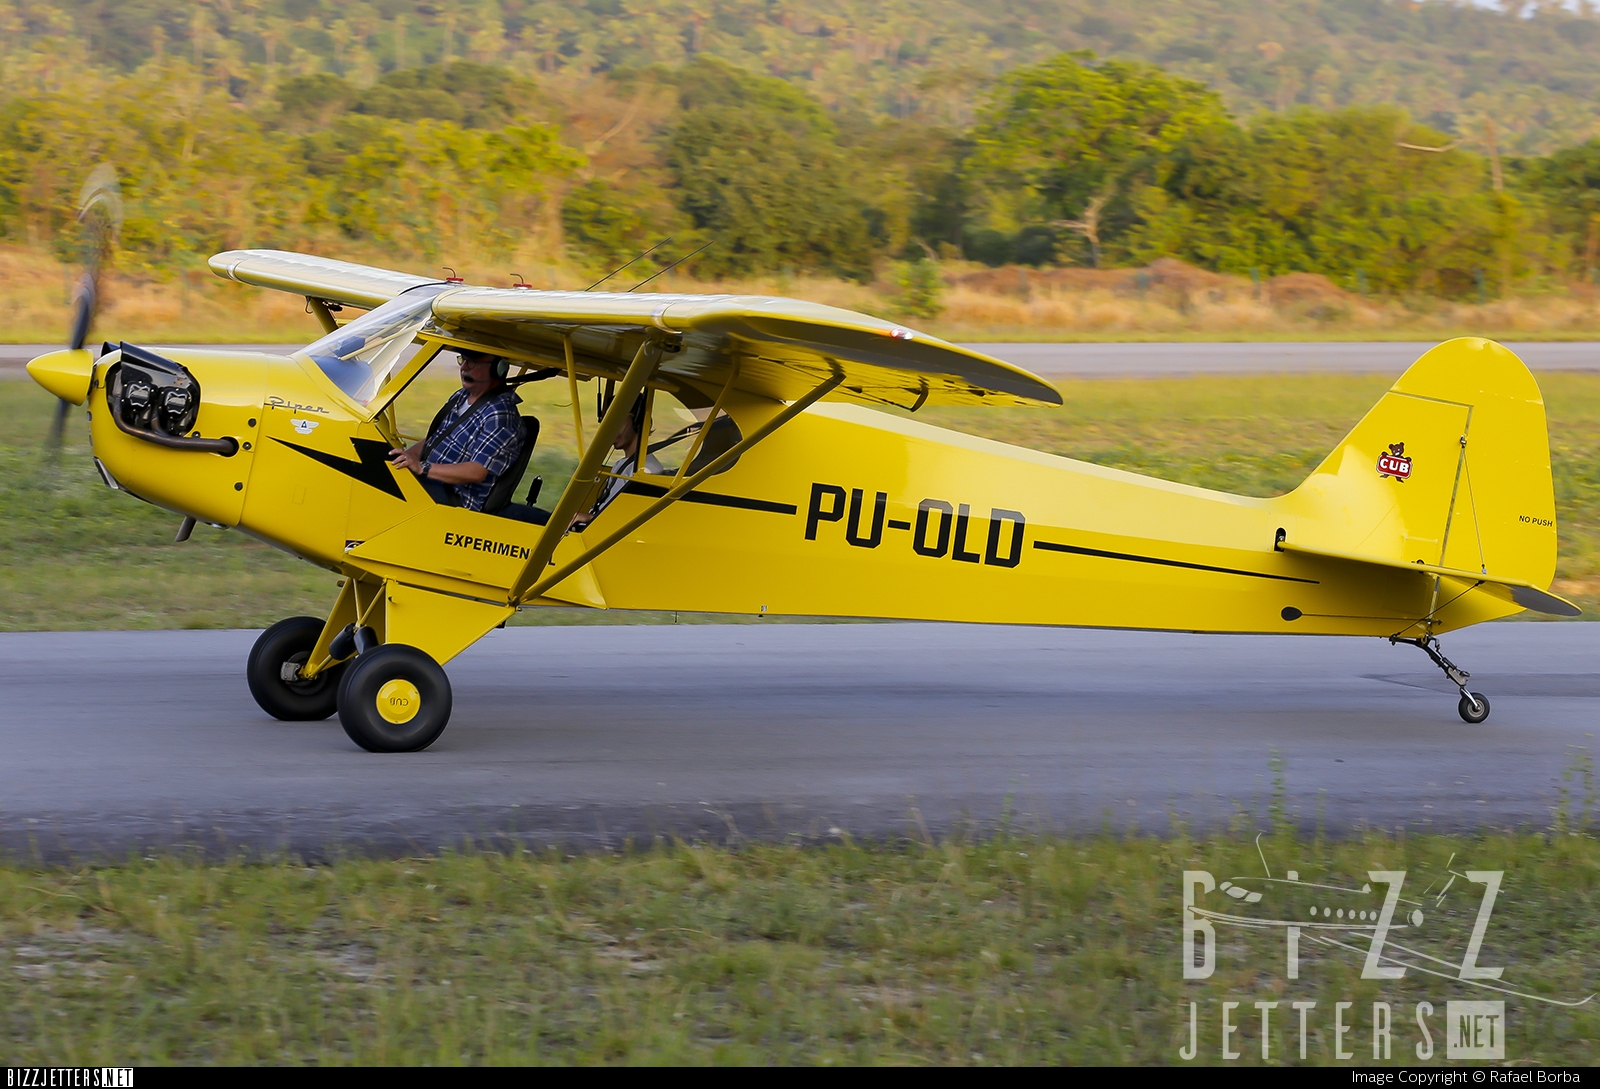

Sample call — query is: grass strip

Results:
[0,831,1595,1065]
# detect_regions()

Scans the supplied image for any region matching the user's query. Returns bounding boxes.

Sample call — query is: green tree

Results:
[351,61,538,129]
[274,73,357,135]
[0,62,304,265]
[964,52,1228,266]
[662,57,873,279]
[1516,139,1600,277]
[333,118,581,258]
[561,178,655,268]
[889,254,945,319]
[1131,106,1545,295]
[0,61,582,267]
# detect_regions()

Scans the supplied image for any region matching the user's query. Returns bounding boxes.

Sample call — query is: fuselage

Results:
[68,344,1515,643]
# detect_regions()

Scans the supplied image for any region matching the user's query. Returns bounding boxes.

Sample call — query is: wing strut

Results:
[508,335,668,602]
[512,367,844,607]
[561,331,586,457]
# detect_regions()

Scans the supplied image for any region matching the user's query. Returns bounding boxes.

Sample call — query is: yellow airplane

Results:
[25,245,1577,752]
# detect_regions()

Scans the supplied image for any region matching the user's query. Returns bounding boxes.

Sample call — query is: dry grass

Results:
[0,245,894,345]
[933,259,1600,341]
[8,246,1600,344]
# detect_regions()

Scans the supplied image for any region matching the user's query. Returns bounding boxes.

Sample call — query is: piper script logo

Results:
[1377,441,1412,481]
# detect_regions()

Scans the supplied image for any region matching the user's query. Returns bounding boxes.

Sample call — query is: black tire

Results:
[247,616,346,721]
[336,644,452,753]
[1458,691,1491,724]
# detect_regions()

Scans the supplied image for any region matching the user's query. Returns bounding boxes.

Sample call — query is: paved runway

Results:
[2,623,1594,859]
[5,341,1600,379]
[967,340,1600,376]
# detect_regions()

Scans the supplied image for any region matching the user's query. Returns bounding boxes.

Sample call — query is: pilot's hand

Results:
[389,447,422,473]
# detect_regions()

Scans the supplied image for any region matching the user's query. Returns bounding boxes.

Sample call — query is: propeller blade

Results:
[51,165,122,454]
[66,163,122,353]
[68,274,95,351]
[49,396,71,450]
[76,164,123,241]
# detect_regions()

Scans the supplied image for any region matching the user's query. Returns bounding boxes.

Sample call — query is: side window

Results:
[646,393,742,477]
[296,285,447,405]
[387,353,465,448]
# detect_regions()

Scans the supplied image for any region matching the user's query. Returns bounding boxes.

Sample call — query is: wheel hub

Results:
[376,678,421,724]
[279,650,326,694]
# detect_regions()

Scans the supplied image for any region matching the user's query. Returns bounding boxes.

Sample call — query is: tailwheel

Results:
[247,616,347,721]
[1391,635,1491,724]
[336,644,453,753]
[1458,691,1491,724]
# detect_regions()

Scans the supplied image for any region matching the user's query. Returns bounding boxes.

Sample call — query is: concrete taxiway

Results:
[1,623,1593,859]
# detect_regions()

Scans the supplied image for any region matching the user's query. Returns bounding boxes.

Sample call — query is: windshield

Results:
[297,284,448,405]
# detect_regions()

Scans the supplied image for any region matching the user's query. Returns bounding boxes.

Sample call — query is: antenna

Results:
[583,237,674,292]
[627,240,714,292]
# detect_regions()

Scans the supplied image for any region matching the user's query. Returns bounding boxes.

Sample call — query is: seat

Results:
[684,414,742,475]
[482,415,540,515]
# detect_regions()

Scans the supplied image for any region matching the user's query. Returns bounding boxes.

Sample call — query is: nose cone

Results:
[27,349,94,405]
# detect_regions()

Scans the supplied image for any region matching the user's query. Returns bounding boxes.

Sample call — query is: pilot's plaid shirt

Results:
[425,387,523,511]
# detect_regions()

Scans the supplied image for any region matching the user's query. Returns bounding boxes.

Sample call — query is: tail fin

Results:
[1277,337,1574,618]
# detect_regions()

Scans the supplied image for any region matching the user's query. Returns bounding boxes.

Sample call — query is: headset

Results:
[600,386,649,433]
[459,348,510,381]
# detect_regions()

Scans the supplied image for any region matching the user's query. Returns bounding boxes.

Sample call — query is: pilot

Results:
[389,348,523,510]
[569,393,663,531]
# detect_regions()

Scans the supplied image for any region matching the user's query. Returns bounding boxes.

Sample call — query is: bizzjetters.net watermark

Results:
[1178,839,1592,1062]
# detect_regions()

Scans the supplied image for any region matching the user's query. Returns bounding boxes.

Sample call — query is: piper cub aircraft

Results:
[26,248,1577,752]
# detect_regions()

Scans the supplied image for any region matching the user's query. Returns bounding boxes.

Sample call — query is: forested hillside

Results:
[4,0,1600,300]
[9,0,1600,152]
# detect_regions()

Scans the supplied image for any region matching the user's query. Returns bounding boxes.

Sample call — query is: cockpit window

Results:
[297,284,448,405]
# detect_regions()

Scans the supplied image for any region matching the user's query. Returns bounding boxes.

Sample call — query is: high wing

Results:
[209,248,1062,408]
[211,249,442,310]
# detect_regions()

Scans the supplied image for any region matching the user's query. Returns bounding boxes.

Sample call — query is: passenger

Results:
[569,393,663,531]
[389,348,523,511]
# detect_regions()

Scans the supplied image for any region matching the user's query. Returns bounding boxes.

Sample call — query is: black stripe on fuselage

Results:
[1032,539,1318,584]
[274,436,406,501]
[621,480,797,515]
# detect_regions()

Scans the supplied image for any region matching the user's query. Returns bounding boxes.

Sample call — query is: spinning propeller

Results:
[50,164,122,451]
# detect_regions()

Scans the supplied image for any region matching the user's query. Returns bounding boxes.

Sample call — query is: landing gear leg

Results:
[1391,635,1490,723]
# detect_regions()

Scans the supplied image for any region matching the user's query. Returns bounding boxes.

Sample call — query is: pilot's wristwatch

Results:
[420,460,432,479]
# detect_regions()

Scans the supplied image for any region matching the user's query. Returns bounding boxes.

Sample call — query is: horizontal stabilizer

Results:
[1280,540,1580,616]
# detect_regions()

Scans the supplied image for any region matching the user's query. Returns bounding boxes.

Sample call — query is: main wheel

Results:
[335,644,452,753]
[247,616,346,721]
[1458,691,1491,724]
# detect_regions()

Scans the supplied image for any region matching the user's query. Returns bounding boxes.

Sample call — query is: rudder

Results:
[1278,338,1558,605]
